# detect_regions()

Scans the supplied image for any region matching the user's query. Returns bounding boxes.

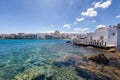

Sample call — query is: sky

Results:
[0,0,120,34]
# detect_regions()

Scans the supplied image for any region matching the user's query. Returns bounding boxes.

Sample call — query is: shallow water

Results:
[0,40,108,80]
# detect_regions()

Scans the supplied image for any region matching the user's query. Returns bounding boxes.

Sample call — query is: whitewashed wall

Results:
[117,24,120,52]
[87,28,108,44]
[107,28,117,46]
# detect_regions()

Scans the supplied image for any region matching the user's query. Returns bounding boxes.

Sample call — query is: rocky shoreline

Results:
[83,52,120,80]
[54,52,120,80]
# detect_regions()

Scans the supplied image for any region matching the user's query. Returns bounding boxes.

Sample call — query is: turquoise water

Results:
[0,40,106,80]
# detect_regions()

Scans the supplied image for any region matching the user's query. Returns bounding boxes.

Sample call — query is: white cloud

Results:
[74,28,90,32]
[74,17,85,25]
[76,18,85,22]
[63,24,71,29]
[92,20,96,23]
[94,0,112,9]
[81,8,97,17]
[116,15,120,18]
[96,24,107,29]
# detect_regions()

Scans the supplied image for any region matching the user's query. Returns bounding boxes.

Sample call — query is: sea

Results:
[0,40,108,80]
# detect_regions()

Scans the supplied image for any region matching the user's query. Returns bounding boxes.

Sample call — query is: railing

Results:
[87,39,107,47]
[73,38,108,47]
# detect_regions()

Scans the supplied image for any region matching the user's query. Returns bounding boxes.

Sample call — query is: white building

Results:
[74,23,120,52]
[87,25,117,47]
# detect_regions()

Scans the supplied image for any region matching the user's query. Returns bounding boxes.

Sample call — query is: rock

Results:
[32,75,53,80]
[61,54,82,61]
[28,59,37,64]
[109,59,120,68]
[107,48,116,52]
[66,41,72,44]
[32,75,45,80]
[33,62,41,66]
[0,63,6,67]
[88,54,109,65]
[96,64,104,71]
[75,67,111,80]
[53,59,76,68]
[16,66,25,72]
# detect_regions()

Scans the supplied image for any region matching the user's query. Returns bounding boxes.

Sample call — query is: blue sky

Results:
[0,0,120,33]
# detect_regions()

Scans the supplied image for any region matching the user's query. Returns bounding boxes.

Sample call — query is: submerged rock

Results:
[28,59,37,64]
[53,59,75,68]
[32,75,45,80]
[32,75,53,80]
[66,41,72,44]
[0,63,6,67]
[75,67,111,80]
[12,66,54,80]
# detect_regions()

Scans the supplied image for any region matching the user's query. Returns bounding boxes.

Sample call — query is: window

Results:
[100,36,104,40]
[112,33,115,36]
[90,36,92,40]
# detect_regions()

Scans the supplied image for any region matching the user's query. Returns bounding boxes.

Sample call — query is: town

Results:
[0,31,80,40]
[1,23,120,52]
